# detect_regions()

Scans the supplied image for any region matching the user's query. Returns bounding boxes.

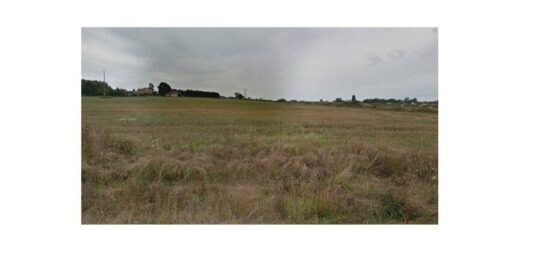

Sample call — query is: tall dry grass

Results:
[82,97,437,224]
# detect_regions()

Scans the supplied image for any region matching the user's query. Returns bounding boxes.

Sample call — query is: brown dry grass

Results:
[82,97,437,224]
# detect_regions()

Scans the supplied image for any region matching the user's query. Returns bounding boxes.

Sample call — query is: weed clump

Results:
[380,192,421,223]
[131,161,161,187]
[106,136,136,155]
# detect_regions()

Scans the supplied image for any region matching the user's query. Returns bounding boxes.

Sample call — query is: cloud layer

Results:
[82,28,438,100]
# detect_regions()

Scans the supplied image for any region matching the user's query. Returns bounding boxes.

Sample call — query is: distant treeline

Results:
[362,97,419,104]
[176,89,221,98]
[82,79,436,106]
[81,79,221,98]
[81,79,127,96]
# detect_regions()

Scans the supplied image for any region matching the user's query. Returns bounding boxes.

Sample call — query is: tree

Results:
[157,82,172,96]
[179,89,221,98]
[81,79,113,96]
[335,97,343,102]
[112,88,128,96]
[148,83,154,90]
[352,95,357,103]
[234,92,244,99]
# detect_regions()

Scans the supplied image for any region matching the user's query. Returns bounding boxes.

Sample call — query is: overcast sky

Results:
[82,28,437,101]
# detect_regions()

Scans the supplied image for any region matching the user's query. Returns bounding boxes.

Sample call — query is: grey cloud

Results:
[82,28,438,101]
[415,37,438,59]
[365,54,383,68]
[386,50,405,59]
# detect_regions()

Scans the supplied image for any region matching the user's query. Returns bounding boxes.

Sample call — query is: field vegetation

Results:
[82,96,437,224]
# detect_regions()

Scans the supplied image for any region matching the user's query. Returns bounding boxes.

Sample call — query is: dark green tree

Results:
[234,92,244,99]
[179,89,221,98]
[112,88,128,96]
[157,82,172,96]
[81,79,113,96]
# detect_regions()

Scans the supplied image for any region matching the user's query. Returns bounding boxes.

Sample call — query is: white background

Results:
[1,0,549,258]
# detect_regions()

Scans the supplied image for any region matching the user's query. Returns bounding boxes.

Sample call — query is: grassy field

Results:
[82,97,438,224]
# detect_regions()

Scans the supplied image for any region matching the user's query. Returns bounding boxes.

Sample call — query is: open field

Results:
[82,97,438,224]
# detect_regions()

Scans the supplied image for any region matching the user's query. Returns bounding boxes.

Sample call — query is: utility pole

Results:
[243,88,247,98]
[103,70,106,97]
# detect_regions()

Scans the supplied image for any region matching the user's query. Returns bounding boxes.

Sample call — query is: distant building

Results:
[132,87,154,96]
[169,90,179,97]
